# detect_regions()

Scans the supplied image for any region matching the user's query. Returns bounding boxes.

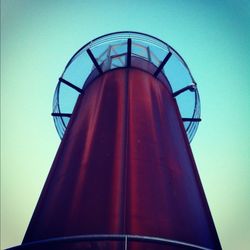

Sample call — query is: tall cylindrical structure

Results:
[10,32,221,250]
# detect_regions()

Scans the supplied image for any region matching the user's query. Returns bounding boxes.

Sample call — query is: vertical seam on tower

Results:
[122,68,130,235]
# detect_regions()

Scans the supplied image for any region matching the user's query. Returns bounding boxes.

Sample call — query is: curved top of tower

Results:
[52,31,201,141]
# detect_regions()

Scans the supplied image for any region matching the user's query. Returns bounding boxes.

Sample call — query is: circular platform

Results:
[52,31,201,141]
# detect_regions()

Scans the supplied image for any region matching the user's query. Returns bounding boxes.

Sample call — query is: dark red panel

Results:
[23,68,220,249]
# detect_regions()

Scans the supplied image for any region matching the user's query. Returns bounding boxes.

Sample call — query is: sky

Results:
[1,0,250,249]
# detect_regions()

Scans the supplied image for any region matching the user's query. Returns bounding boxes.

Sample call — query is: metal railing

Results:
[7,234,213,250]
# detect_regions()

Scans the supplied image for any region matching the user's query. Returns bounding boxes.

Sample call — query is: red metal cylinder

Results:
[22,68,221,249]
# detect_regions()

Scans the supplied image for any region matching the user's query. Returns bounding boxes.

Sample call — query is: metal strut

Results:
[51,113,72,118]
[59,78,83,93]
[153,51,172,77]
[173,84,196,97]
[127,38,132,67]
[182,118,201,122]
[87,48,103,74]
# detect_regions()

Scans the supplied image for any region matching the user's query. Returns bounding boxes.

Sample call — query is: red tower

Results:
[9,32,221,250]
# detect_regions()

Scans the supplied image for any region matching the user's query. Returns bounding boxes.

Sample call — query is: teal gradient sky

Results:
[1,0,249,249]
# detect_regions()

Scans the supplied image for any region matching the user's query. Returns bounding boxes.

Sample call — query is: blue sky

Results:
[1,1,250,249]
